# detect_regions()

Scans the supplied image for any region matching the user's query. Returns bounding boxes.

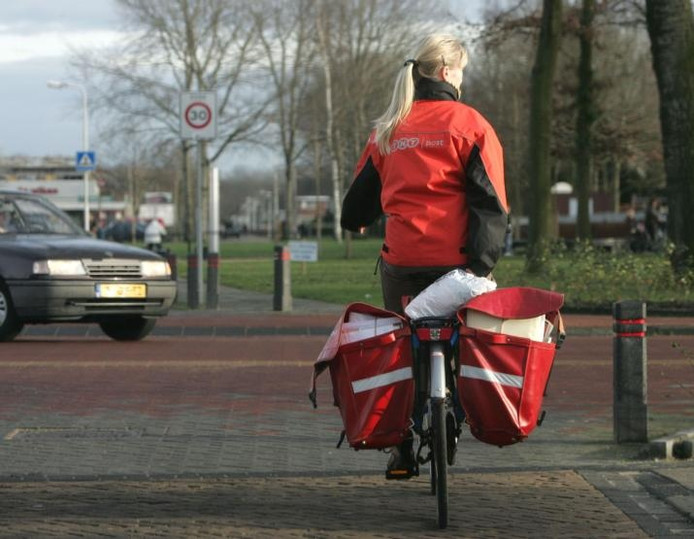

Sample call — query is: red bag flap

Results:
[459,287,564,320]
[310,302,409,407]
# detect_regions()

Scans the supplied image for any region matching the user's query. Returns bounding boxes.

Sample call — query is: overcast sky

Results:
[0,0,485,169]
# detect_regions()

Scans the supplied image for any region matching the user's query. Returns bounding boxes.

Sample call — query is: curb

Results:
[649,429,694,460]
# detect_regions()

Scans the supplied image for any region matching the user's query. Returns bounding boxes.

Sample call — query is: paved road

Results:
[0,291,692,536]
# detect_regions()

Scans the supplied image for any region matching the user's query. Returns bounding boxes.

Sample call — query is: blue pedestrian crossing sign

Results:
[75,151,97,171]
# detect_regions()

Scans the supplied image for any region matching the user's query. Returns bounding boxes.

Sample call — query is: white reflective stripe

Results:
[351,367,413,394]
[460,365,524,388]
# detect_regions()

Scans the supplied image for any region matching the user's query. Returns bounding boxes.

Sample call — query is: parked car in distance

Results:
[102,219,146,242]
[221,221,243,239]
[0,190,177,342]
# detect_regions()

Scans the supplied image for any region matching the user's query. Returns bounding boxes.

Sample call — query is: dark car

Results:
[221,221,243,239]
[0,190,177,342]
[102,219,146,242]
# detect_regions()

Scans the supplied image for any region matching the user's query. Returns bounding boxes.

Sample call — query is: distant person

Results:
[0,210,17,234]
[645,197,665,249]
[96,219,107,239]
[626,205,647,253]
[145,218,167,251]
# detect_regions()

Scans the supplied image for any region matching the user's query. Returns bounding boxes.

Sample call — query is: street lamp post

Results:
[47,80,91,232]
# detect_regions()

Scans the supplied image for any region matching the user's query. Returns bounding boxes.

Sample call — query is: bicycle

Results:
[311,289,563,531]
[409,316,462,530]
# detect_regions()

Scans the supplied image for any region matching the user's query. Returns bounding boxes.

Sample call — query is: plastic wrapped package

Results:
[404,269,497,319]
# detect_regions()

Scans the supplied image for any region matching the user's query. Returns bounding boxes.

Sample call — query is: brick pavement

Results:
[0,284,693,536]
[0,472,648,537]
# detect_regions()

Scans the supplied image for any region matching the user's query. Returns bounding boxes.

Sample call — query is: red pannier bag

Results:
[310,303,414,450]
[456,287,565,447]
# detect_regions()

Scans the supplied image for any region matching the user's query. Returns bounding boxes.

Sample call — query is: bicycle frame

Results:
[411,317,460,529]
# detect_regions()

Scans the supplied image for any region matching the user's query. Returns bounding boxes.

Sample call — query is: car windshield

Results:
[0,195,85,236]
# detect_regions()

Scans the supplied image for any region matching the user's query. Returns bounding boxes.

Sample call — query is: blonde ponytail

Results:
[373,35,468,155]
[374,63,417,155]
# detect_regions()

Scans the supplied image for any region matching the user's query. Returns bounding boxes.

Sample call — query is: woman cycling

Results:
[341,34,509,479]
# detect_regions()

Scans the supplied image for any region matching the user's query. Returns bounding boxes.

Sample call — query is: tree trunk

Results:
[646,0,694,271]
[315,3,343,243]
[285,159,297,240]
[510,92,522,217]
[612,158,621,213]
[527,0,563,272]
[576,0,595,240]
[312,135,323,242]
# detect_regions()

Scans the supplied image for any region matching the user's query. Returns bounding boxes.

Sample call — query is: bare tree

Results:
[311,0,443,252]
[253,0,317,239]
[466,31,535,225]
[590,22,661,209]
[315,1,343,242]
[71,0,269,239]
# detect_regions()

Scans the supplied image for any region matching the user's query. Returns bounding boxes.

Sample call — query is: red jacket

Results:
[341,80,508,276]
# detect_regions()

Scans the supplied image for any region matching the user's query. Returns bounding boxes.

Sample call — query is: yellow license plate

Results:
[95,283,146,299]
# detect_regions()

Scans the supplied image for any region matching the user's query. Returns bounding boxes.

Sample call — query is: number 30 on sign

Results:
[180,92,217,140]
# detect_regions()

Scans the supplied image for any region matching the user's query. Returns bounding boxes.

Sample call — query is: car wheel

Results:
[99,316,157,341]
[0,283,24,342]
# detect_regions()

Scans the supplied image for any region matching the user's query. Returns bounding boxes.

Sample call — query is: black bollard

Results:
[187,254,199,309]
[613,300,648,443]
[273,245,292,312]
[206,252,219,310]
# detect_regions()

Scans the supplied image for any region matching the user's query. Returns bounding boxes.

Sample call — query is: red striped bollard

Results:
[613,300,648,443]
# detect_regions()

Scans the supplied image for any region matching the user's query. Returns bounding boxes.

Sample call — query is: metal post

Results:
[81,87,90,232]
[47,80,90,232]
[195,140,204,307]
[273,245,292,311]
[613,300,648,443]
[206,167,220,309]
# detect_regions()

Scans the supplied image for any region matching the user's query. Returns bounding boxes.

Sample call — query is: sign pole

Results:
[84,170,90,232]
[75,151,96,231]
[195,139,204,307]
[206,167,220,309]
[180,90,217,309]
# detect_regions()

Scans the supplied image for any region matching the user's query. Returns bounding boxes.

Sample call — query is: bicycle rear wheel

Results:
[431,398,448,529]
[429,442,437,495]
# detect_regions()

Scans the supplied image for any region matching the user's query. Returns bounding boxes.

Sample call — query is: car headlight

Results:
[141,260,171,278]
[32,260,87,276]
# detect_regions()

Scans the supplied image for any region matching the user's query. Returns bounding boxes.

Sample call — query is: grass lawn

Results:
[154,237,694,310]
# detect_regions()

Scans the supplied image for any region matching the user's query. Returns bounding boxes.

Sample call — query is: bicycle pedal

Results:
[385,467,419,480]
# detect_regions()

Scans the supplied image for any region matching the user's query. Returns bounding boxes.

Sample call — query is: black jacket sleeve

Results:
[465,145,509,276]
[340,156,383,231]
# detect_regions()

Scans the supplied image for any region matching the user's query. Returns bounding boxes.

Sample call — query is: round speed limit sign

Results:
[185,102,212,129]
[180,92,217,139]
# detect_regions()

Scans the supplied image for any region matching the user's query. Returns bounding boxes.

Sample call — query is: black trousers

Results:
[380,260,463,315]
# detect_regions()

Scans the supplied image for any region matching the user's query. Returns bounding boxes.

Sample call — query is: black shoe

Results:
[385,438,418,480]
